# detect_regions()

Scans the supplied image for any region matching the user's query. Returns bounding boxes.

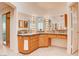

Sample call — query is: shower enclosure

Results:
[2,14,6,46]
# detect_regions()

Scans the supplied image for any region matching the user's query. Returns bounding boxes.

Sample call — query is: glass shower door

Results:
[2,15,6,46]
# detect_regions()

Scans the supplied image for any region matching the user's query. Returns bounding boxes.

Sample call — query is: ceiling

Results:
[19,2,67,16]
[15,2,67,9]
[0,2,68,16]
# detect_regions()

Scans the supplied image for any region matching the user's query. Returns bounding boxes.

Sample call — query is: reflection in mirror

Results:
[18,20,30,34]
[24,20,28,28]
[19,20,24,28]
[19,20,29,28]
[36,16,45,32]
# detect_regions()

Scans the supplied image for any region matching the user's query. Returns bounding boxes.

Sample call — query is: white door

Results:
[71,12,78,54]
[71,3,78,54]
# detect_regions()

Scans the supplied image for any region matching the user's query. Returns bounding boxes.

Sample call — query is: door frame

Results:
[0,2,18,52]
[67,2,78,54]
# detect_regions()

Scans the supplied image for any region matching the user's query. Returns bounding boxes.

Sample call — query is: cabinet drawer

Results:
[23,37,30,40]
[49,35,57,38]
[39,38,49,47]
[57,35,67,39]
[39,35,47,38]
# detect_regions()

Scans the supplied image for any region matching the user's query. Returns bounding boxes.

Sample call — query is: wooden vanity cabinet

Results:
[18,35,39,54]
[18,36,23,53]
[39,35,49,47]
[18,34,67,54]
[30,35,39,52]
[18,36,30,54]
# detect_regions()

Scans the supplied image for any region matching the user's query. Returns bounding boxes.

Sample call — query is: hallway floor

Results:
[0,44,78,56]
[0,45,22,56]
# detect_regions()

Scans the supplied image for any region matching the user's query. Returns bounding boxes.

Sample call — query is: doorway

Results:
[70,3,78,54]
[2,12,10,48]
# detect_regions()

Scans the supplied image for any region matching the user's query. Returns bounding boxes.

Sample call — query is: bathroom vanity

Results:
[18,14,67,54]
[18,33,67,54]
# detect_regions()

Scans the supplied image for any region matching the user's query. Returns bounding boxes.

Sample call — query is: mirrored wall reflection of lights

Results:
[18,14,67,34]
[36,16,45,32]
[35,14,67,33]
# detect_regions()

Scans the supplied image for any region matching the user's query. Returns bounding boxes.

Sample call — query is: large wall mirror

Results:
[36,16,45,32]
[19,20,29,28]
[18,20,30,34]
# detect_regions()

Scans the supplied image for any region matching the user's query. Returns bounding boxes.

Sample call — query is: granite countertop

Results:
[18,32,67,36]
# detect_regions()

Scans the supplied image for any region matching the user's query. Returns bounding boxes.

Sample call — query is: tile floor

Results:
[0,44,22,56]
[27,47,78,56]
[0,44,78,56]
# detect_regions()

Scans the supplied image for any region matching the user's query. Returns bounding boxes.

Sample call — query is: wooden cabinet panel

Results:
[49,35,57,38]
[30,35,39,52]
[39,35,49,47]
[18,35,39,54]
[30,40,39,51]
[18,36,30,54]
[57,35,67,39]
[64,14,67,27]
[31,36,38,42]
[6,12,10,48]
[18,36,24,53]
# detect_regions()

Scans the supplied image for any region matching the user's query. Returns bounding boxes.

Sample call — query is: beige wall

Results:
[78,3,79,50]
[78,2,79,56]
[17,12,32,20]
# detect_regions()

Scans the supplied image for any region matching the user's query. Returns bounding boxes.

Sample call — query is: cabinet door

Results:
[18,36,24,53]
[39,35,49,47]
[18,36,30,54]
[57,35,67,39]
[30,35,39,52]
